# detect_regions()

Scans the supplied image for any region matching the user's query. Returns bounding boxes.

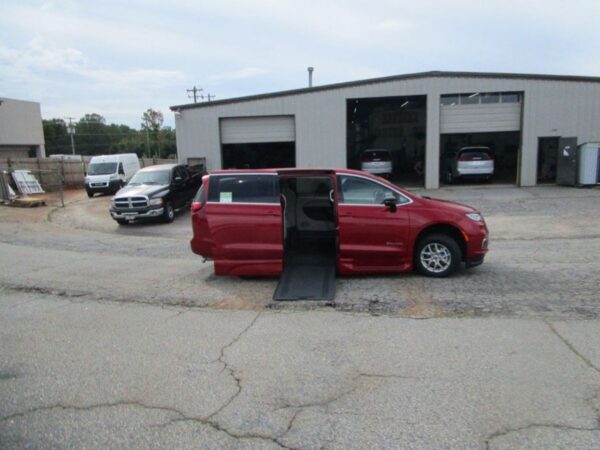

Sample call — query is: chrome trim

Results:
[206,201,280,206]
[111,207,164,219]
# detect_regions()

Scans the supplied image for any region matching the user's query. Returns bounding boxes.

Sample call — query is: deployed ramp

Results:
[273,252,335,301]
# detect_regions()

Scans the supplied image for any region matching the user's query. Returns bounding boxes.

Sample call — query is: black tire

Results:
[162,201,175,223]
[414,233,461,278]
[116,219,128,225]
[86,190,93,198]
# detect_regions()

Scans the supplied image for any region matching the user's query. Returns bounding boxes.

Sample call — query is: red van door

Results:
[206,174,283,276]
[336,174,411,273]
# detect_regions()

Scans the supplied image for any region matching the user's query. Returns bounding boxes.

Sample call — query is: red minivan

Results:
[190,169,488,278]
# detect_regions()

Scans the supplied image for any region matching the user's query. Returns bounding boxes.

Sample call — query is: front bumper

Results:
[87,179,122,193]
[466,255,485,268]
[110,206,164,221]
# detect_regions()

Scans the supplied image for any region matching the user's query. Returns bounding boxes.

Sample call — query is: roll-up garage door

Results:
[220,116,295,144]
[440,103,521,134]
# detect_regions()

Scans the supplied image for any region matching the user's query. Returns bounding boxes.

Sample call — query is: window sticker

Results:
[220,192,233,203]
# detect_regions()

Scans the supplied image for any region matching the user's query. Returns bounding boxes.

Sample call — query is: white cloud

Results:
[207,67,270,83]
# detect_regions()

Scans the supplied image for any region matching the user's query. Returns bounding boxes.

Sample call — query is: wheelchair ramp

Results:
[273,253,336,301]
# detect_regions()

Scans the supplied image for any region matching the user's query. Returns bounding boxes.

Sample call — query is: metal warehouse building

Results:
[0,98,46,159]
[170,71,600,189]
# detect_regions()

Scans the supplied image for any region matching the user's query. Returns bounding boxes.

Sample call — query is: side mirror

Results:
[383,197,397,213]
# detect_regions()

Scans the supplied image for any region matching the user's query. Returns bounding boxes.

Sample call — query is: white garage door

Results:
[440,103,521,134]
[220,116,295,144]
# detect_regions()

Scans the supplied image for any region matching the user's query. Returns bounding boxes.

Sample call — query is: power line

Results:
[187,85,203,103]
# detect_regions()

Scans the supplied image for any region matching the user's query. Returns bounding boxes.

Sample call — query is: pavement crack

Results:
[484,422,600,449]
[544,320,600,374]
[0,400,186,424]
[204,313,261,421]
[357,372,421,380]
[0,400,293,449]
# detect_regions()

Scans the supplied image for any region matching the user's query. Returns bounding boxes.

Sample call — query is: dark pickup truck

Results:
[109,163,202,224]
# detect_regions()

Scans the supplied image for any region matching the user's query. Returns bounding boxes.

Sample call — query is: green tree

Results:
[75,114,111,155]
[141,108,164,158]
[42,119,70,155]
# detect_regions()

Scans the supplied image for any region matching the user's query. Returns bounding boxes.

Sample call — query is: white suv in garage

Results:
[442,146,494,184]
[360,149,393,178]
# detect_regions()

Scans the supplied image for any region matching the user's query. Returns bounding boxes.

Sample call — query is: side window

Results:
[338,175,408,205]
[208,175,279,204]
[173,167,186,181]
[193,185,205,204]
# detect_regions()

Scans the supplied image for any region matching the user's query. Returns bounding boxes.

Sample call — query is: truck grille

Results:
[114,196,148,209]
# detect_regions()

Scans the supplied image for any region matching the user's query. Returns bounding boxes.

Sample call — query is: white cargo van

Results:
[85,154,140,197]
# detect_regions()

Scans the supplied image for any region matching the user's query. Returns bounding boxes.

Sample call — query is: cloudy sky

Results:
[1,0,599,128]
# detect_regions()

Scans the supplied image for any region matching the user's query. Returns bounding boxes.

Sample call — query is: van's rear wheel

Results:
[415,234,461,278]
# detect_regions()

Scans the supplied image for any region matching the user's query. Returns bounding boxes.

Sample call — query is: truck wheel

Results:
[162,202,175,223]
[415,233,461,278]
[86,190,93,198]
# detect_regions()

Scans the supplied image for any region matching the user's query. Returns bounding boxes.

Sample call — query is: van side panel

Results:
[207,203,283,276]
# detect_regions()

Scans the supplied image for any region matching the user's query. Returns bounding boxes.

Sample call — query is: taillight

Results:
[191,202,203,213]
[458,154,472,161]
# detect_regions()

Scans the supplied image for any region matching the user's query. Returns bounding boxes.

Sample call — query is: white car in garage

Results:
[360,149,393,178]
[442,146,494,184]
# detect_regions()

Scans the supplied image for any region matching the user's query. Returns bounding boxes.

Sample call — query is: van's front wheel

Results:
[162,201,175,223]
[415,234,461,278]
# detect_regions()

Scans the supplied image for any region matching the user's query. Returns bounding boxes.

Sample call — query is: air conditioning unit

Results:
[578,143,600,185]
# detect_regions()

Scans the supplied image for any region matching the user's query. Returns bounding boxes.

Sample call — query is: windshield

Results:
[88,162,117,175]
[128,170,170,186]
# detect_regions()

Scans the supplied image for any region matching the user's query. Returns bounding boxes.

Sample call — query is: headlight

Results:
[465,212,483,222]
[148,198,163,206]
[109,174,119,181]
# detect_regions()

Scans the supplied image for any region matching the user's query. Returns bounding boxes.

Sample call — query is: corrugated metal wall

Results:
[174,75,600,189]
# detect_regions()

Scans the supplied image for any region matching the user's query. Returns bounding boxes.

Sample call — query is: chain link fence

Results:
[0,157,180,208]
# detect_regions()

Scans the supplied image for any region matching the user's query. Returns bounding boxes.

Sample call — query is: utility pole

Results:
[145,127,151,157]
[65,117,77,155]
[187,86,203,103]
[203,93,216,102]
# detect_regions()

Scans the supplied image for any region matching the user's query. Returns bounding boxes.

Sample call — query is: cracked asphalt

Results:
[1,185,600,448]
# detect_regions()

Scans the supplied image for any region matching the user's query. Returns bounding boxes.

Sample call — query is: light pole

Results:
[145,127,151,157]
[66,119,76,155]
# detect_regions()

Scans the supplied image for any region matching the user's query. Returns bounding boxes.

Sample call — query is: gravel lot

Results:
[1,185,600,318]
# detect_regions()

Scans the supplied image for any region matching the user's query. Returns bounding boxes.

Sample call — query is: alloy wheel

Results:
[420,242,452,273]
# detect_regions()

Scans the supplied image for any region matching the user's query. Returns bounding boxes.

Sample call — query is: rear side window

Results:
[193,185,205,204]
[458,149,492,159]
[208,175,279,204]
[363,151,390,161]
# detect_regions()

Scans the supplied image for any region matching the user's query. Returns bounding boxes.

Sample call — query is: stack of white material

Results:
[11,170,45,195]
